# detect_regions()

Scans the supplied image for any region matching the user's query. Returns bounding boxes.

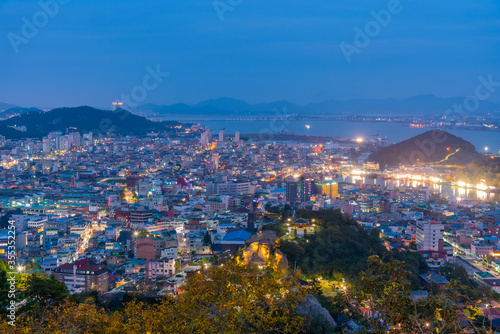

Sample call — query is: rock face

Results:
[296,294,337,330]
[245,230,276,248]
[242,230,277,266]
[273,249,289,273]
[241,230,290,271]
[242,241,271,267]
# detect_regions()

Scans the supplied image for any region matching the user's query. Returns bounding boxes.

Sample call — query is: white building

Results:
[161,246,179,259]
[27,216,48,230]
[70,222,90,237]
[206,181,255,196]
[145,259,176,280]
[416,221,444,251]
[200,131,210,146]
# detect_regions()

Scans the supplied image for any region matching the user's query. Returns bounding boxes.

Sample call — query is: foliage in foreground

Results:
[342,255,491,334]
[0,262,309,334]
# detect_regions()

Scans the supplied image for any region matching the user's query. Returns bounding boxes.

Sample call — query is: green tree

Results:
[22,273,69,311]
[203,232,212,245]
[344,256,488,333]
[4,262,309,334]
[0,268,8,315]
[265,202,272,212]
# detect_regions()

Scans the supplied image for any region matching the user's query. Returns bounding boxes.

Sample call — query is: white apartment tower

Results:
[416,221,444,251]
[200,131,209,146]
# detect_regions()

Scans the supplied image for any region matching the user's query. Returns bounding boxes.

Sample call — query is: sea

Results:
[196,119,500,154]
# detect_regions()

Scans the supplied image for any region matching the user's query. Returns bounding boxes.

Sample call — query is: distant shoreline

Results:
[151,116,500,132]
[240,133,340,143]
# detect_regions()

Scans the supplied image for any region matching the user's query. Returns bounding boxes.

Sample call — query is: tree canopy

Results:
[1,262,310,333]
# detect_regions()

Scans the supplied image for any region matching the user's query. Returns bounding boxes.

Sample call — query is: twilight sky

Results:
[1,0,499,109]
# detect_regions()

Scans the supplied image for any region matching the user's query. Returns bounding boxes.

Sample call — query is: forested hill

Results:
[368,129,484,167]
[0,106,171,138]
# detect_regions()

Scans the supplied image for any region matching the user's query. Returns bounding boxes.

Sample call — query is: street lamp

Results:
[17,266,24,286]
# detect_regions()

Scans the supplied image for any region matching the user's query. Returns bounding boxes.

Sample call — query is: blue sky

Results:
[1,0,499,108]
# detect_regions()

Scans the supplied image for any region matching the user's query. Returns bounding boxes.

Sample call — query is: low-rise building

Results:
[52,259,108,294]
[145,259,176,280]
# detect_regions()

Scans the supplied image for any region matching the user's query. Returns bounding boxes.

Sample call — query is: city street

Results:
[454,256,499,278]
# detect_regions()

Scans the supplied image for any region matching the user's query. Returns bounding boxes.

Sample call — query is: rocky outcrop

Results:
[273,249,289,273]
[242,241,271,267]
[241,230,279,267]
[296,294,337,330]
[245,230,276,248]
[241,230,290,271]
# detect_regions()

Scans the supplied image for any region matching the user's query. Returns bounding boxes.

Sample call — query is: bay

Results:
[199,119,500,153]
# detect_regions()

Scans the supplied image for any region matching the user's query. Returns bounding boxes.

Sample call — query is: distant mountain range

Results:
[0,102,21,112]
[133,95,500,117]
[3,95,499,119]
[0,106,174,139]
[136,99,304,117]
[368,130,485,167]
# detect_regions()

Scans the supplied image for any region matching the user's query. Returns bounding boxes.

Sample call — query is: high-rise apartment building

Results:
[314,182,338,199]
[286,178,313,203]
[416,221,444,251]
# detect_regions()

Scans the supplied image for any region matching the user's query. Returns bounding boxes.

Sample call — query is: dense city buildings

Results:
[0,123,498,331]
